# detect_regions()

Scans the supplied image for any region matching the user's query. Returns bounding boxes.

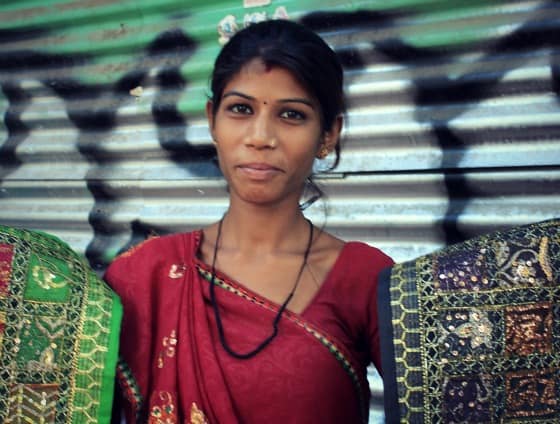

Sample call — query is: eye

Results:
[280,109,306,121]
[227,103,253,115]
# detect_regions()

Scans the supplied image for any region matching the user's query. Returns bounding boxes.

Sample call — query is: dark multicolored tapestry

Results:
[0,225,122,423]
[379,219,560,423]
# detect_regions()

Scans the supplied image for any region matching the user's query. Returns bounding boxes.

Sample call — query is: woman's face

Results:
[207,59,340,207]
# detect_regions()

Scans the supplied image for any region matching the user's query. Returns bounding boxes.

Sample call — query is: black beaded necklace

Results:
[209,217,314,359]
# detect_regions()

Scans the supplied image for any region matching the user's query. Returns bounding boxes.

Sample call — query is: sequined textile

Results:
[0,226,122,423]
[379,219,560,423]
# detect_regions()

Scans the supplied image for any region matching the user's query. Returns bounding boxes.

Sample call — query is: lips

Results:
[236,162,282,180]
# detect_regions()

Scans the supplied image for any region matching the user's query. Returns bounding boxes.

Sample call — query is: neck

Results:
[219,198,309,255]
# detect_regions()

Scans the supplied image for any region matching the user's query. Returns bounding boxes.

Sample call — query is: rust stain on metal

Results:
[57,0,117,12]
[93,23,130,42]
[0,5,51,21]
[0,0,123,22]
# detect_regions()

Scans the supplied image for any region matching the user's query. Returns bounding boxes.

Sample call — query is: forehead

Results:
[224,58,313,99]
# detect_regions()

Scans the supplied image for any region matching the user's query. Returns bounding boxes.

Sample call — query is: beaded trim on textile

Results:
[0,225,121,424]
[383,219,560,423]
[197,266,368,423]
[117,357,144,422]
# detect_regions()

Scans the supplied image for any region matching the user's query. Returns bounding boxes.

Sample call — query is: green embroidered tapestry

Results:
[379,219,560,423]
[0,225,122,423]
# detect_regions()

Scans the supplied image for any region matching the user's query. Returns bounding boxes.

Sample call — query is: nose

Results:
[244,112,277,149]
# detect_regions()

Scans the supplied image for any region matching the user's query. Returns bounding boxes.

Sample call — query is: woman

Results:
[106,19,393,423]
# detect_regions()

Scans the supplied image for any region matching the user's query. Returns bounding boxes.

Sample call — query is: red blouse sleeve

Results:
[366,248,394,375]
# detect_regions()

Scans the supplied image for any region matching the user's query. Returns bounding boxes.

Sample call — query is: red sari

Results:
[105,231,393,423]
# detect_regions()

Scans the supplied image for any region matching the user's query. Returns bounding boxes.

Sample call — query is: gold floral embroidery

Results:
[439,309,493,357]
[31,261,69,290]
[27,316,65,371]
[538,236,553,282]
[149,391,177,424]
[496,237,552,287]
[157,330,178,369]
[190,402,209,424]
[168,264,186,279]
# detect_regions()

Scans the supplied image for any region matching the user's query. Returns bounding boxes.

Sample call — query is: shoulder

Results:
[104,230,200,285]
[116,231,199,261]
[324,241,393,304]
[311,227,393,277]
[343,241,394,272]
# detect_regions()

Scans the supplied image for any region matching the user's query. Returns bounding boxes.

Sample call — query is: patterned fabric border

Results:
[117,356,144,421]
[0,226,122,424]
[197,266,369,423]
[380,219,560,423]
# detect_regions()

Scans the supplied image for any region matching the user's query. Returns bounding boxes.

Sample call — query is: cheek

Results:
[213,144,230,175]
[292,146,319,177]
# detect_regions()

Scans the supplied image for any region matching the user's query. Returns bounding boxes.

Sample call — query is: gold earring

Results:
[317,145,329,159]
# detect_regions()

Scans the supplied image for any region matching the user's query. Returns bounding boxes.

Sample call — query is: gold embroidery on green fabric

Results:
[17,316,65,372]
[72,273,118,423]
[0,225,121,424]
[25,252,72,302]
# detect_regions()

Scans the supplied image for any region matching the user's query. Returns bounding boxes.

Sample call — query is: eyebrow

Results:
[222,91,315,108]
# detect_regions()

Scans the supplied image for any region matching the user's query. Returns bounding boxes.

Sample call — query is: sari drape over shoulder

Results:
[105,231,393,423]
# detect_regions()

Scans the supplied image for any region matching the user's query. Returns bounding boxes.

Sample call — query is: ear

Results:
[206,100,217,143]
[317,114,343,159]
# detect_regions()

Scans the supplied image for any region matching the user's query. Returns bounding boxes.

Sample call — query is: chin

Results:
[236,188,291,207]
[242,192,279,205]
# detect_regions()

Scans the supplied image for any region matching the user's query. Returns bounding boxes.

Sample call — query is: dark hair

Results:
[209,19,345,168]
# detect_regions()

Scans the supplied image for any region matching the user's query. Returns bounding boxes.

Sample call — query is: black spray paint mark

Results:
[0,26,215,268]
[0,83,28,176]
[75,28,213,268]
[0,37,91,182]
[44,70,150,269]
[148,29,217,166]
[301,10,404,70]
[303,5,560,244]
[552,56,560,100]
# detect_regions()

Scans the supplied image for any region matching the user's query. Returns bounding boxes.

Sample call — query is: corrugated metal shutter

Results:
[1,1,559,422]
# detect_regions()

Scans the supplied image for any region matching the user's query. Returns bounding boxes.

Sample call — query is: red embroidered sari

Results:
[105,231,393,423]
